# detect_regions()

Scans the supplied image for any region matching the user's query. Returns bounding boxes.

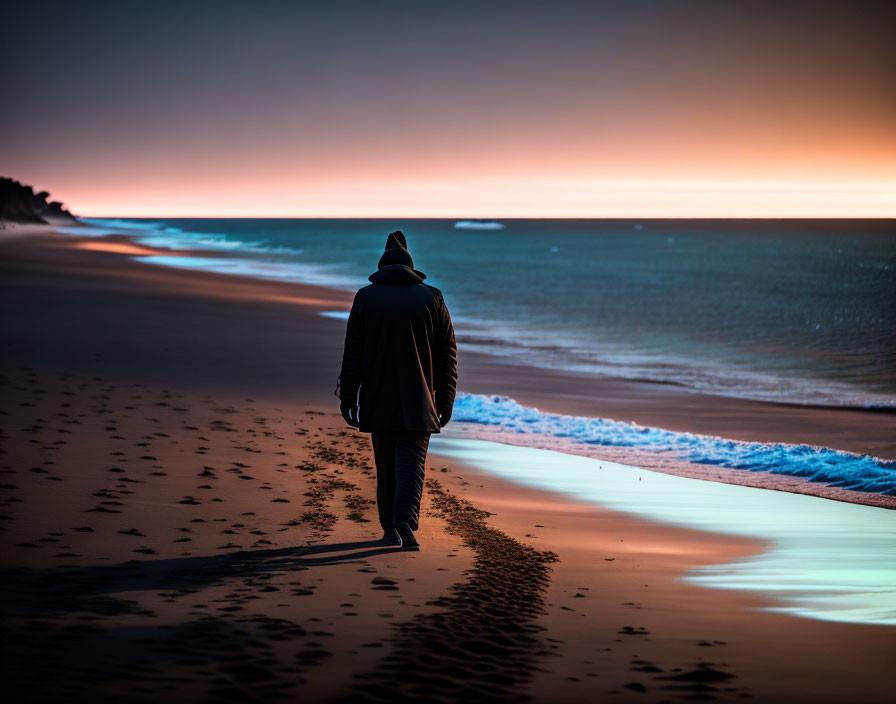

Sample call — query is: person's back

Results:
[337,230,457,549]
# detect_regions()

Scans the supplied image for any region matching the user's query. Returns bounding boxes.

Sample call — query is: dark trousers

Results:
[370,431,431,532]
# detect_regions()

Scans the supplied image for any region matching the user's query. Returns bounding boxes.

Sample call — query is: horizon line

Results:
[77,214,896,220]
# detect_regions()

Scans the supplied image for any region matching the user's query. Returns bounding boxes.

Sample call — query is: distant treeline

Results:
[0,177,76,223]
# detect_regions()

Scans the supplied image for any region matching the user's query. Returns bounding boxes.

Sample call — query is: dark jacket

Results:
[338,263,457,433]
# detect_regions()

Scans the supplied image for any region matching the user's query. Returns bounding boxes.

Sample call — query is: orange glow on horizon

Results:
[62,179,896,219]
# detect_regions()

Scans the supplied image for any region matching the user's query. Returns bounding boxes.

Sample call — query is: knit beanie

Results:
[377,230,414,269]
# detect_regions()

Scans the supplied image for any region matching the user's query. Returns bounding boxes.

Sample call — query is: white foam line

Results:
[453,393,896,495]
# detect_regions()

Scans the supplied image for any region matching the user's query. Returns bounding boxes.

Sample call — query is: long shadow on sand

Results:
[1,537,410,703]
[0,538,403,615]
[2,485,561,704]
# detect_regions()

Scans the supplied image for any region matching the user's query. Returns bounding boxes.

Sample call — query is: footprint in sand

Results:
[118,528,145,536]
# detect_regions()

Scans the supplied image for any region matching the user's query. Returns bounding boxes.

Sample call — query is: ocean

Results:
[77,217,896,410]
[64,217,896,497]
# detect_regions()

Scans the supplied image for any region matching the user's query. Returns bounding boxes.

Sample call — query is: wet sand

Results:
[1,226,894,702]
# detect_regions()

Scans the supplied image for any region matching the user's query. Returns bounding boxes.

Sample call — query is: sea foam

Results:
[83,218,305,256]
[453,392,896,495]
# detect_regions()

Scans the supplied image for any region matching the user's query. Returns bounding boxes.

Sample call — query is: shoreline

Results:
[4,223,893,505]
[2,222,894,701]
[430,435,896,626]
[445,424,896,510]
[33,221,896,444]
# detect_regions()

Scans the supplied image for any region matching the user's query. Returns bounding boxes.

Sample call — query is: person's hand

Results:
[340,401,359,428]
[438,407,452,427]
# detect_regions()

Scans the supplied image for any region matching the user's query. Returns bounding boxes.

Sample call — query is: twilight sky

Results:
[2,0,894,217]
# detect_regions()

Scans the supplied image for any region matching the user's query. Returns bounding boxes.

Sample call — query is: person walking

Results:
[337,230,457,550]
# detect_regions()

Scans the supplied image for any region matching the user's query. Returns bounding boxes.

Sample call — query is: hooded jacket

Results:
[338,232,457,433]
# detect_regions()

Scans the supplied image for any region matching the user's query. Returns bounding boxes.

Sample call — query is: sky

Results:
[2,0,894,217]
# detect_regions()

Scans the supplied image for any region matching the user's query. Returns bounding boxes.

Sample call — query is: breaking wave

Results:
[453,392,896,495]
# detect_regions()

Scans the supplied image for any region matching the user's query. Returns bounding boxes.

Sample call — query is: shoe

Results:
[380,528,401,546]
[395,521,419,550]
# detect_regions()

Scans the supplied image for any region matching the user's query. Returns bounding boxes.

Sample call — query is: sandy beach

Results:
[2,226,895,703]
